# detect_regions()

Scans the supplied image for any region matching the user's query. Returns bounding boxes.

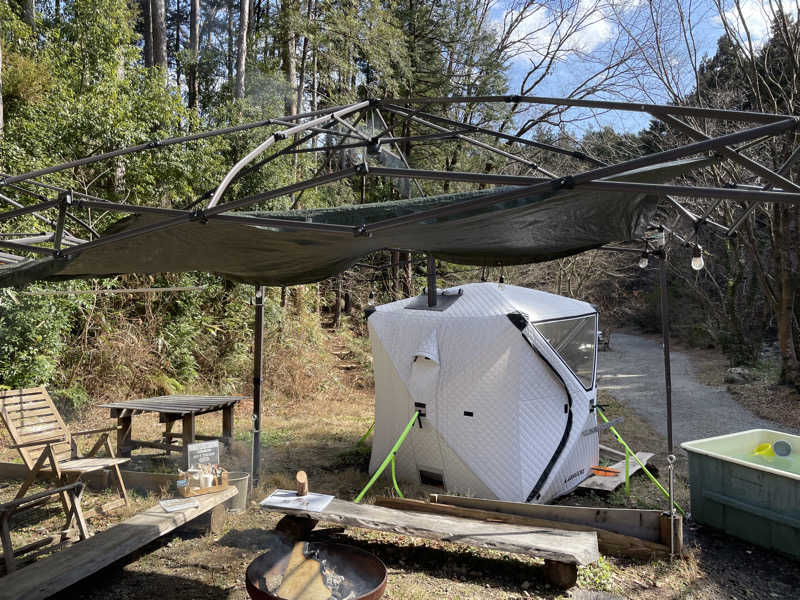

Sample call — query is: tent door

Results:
[408,354,445,484]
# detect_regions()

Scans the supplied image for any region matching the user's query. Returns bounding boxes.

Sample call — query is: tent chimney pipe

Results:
[251,285,265,487]
[427,255,437,307]
[658,254,674,454]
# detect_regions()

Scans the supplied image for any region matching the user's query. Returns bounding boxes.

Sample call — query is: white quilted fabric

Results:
[368,282,598,504]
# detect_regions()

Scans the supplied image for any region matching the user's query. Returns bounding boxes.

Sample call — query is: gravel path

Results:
[597,332,796,452]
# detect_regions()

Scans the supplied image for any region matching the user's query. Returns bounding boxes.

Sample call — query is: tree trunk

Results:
[142,0,153,67]
[401,251,412,296]
[333,276,342,328]
[391,250,400,299]
[0,36,4,140]
[188,0,199,111]
[175,0,182,89]
[296,0,314,114]
[151,0,168,77]
[226,0,234,85]
[280,0,298,116]
[22,0,34,27]
[234,0,249,98]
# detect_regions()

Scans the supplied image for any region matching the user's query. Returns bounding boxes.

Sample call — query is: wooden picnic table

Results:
[100,395,246,466]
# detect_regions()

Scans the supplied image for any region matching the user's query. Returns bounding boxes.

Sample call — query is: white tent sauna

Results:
[366,282,600,504]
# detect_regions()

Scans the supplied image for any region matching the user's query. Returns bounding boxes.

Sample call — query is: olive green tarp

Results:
[0,159,709,287]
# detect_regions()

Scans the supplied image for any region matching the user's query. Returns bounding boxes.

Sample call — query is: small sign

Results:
[186,440,220,469]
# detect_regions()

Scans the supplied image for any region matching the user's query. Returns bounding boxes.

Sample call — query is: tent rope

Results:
[354,411,419,503]
[597,407,685,516]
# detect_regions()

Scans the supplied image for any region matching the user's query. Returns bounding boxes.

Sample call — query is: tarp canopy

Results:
[0,158,709,288]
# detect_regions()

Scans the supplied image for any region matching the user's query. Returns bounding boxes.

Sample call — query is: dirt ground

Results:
[1,327,799,599]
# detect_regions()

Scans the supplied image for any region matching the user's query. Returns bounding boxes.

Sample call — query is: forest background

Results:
[2,0,800,414]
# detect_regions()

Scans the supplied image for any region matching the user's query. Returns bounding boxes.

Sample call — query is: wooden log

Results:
[379,497,668,560]
[659,513,683,555]
[429,494,664,542]
[0,487,237,600]
[180,504,227,535]
[261,497,598,566]
[296,471,309,496]
[544,559,578,588]
[275,515,319,539]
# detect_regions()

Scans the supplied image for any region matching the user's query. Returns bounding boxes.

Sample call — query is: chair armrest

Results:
[71,425,120,437]
[10,437,66,449]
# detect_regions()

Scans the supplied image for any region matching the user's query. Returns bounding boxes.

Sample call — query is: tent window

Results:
[534,315,596,389]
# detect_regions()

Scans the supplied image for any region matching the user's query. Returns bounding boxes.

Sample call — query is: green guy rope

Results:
[597,407,685,516]
[357,421,375,446]
[354,411,419,503]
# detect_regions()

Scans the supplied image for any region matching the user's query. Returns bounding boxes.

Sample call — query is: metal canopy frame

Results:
[2,95,800,483]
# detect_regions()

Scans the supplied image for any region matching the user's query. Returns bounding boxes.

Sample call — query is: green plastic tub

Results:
[682,429,800,558]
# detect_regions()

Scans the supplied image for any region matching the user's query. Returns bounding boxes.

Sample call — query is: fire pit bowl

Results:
[245,538,387,600]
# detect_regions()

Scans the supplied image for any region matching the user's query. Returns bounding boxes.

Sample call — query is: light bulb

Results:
[368,290,375,306]
[691,246,704,271]
[638,253,649,269]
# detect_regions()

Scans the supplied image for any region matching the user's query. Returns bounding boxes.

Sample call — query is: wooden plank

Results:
[260,497,598,566]
[599,444,627,460]
[579,452,655,492]
[0,487,238,600]
[430,494,664,542]
[127,439,183,452]
[380,498,668,560]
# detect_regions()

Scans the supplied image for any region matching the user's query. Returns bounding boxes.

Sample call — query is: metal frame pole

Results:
[659,253,674,454]
[251,285,265,488]
[427,255,437,307]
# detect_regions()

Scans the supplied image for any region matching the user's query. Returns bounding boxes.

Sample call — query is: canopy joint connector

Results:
[354,224,371,238]
[356,162,370,175]
[273,130,287,141]
[191,209,209,224]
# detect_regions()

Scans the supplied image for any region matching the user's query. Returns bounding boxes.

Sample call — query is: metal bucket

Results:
[226,471,249,513]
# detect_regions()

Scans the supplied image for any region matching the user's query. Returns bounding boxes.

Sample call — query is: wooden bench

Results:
[261,497,598,587]
[0,487,237,600]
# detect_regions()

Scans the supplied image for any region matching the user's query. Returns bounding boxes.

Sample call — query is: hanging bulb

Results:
[638,252,649,269]
[691,246,704,271]
[498,265,505,289]
[368,280,375,306]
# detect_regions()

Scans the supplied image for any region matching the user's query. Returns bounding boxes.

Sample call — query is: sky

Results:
[493,0,776,134]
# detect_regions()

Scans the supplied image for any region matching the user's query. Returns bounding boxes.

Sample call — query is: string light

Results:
[691,246,704,271]
[638,252,649,269]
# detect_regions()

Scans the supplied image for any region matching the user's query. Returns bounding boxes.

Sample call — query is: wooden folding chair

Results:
[0,481,90,573]
[0,387,130,515]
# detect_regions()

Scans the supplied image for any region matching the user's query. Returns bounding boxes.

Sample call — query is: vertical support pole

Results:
[222,404,234,446]
[659,254,673,454]
[252,285,265,487]
[426,255,437,308]
[54,190,70,252]
[117,413,132,458]
[182,414,196,469]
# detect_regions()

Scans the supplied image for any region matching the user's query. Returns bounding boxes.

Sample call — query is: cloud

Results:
[713,0,773,47]
[497,0,643,62]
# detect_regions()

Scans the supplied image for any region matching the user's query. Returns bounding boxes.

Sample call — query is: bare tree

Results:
[234,0,249,98]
